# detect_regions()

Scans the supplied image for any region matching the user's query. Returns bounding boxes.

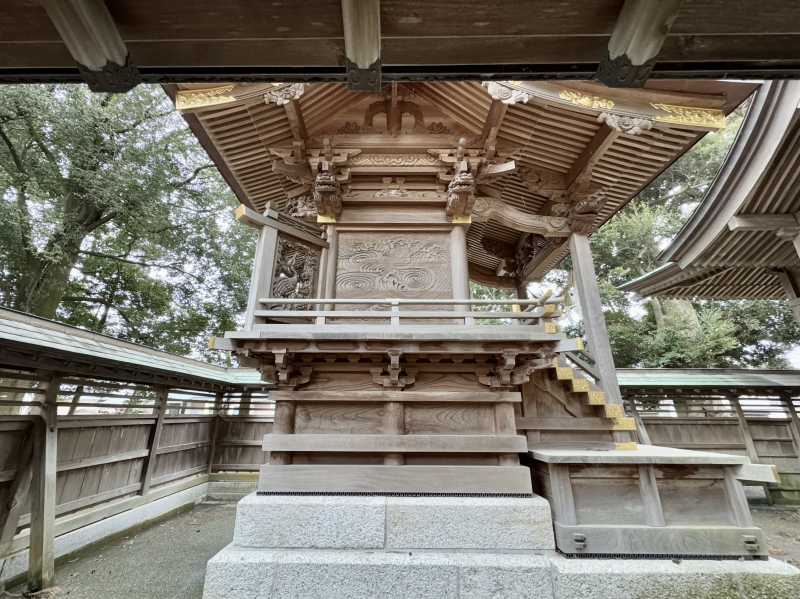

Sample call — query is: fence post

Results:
[207,390,224,475]
[28,374,60,592]
[140,386,168,496]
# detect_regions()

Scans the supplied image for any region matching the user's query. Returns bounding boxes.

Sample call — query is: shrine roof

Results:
[169,79,755,284]
[0,307,264,391]
[617,368,800,392]
[3,1,799,83]
[621,81,800,300]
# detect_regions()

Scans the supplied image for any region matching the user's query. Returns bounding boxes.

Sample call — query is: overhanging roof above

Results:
[621,80,800,299]
[170,79,754,284]
[2,1,800,85]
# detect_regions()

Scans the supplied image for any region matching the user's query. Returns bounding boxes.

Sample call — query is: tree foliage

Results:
[0,84,254,361]
[589,100,800,368]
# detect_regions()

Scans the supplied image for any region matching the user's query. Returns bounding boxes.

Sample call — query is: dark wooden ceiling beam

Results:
[40,0,140,93]
[596,0,684,87]
[341,0,382,91]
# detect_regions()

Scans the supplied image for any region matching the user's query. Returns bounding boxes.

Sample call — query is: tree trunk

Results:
[15,234,84,319]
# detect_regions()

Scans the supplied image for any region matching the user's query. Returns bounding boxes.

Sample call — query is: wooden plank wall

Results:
[0,367,274,574]
[626,393,800,503]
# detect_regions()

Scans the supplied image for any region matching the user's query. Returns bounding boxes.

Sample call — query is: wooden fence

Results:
[0,366,273,579]
[626,393,800,503]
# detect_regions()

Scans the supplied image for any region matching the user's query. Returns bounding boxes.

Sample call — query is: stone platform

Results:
[203,493,800,599]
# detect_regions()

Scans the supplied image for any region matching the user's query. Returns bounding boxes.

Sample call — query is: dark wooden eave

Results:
[2,0,800,90]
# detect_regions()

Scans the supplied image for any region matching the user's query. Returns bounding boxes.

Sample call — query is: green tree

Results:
[0,84,254,361]
[589,99,800,367]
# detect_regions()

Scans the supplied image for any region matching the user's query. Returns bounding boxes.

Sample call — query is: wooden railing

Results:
[254,297,564,328]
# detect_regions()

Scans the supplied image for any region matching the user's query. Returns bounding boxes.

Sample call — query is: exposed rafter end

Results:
[341,0,382,91]
[595,0,683,88]
[42,0,141,93]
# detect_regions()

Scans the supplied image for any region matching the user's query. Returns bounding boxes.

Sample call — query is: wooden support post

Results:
[723,466,754,527]
[383,402,404,465]
[569,233,632,446]
[595,0,683,87]
[140,386,168,496]
[244,224,279,329]
[28,375,60,592]
[207,390,224,475]
[494,402,518,466]
[638,465,665,526]
[549,465,577,525]
[450,224,474,325]
[341,0,381,91]
[269,401,296,465]
[41,0,140,92]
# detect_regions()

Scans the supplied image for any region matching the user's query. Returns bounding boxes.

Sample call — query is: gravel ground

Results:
[11,502,237,599]
[753,507,800,568]
[7,501,800,598]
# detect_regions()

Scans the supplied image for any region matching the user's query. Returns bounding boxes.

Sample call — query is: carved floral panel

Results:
[336,232,452,301]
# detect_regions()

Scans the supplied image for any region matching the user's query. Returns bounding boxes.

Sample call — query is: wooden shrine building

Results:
[161,77,787,576]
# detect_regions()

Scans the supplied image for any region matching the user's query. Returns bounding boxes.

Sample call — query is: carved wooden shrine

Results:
[182,80,773,565]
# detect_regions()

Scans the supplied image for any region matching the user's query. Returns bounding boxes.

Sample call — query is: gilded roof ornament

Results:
[174,85,236,111]
[559,90,615,111]
[651,103,726,129]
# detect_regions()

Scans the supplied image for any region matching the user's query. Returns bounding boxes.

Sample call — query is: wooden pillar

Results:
[269,401,296,465]
[782,393,800,455]
[140,386,168,496]
[244,224,280,329]
[494,402,518,466]
[28,375,60,592]
[207,390,225,475]
[638,465,665,526]
[0,430,34,560]
[322,225,338,301]
[383,401,404,465]
[450,224,470,299]
[569,235,622,403]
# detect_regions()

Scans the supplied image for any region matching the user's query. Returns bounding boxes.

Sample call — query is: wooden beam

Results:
[140,386,168,496]
[28,376,60,592]
[234,204,327,248]
[596,0,684,87]
[567,123,619,187]
[472,197,572,236]
[341,0,381,91]
[40,0,140,92]
[727,214,800,233]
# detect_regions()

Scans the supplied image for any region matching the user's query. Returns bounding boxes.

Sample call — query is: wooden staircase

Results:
[518,356,637,449]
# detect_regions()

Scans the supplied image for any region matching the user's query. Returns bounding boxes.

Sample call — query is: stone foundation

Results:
[203,493,800,599]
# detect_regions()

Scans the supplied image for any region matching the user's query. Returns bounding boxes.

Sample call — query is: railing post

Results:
[207,390,224,475]
[28,374,60,592]
[390,299,400,327]
[140,386,168,496]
